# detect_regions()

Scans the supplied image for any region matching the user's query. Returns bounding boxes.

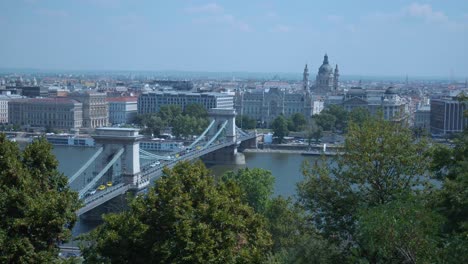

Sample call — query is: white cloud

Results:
[265,11,278,19]
[36,8,69,18]
[404,3,448,22]
[186,3,251,32]
[272,24,291,33]
[111,14,149,31]
[326,15,343,24]
[185,3,223,14]
[363,3,466,31]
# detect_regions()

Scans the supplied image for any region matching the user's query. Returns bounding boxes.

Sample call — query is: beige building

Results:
[69,91,108,128]
[0,93,24,123]
[8,98,83,130]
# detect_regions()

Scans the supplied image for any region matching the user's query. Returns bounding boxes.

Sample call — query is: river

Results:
[50,146,320,237]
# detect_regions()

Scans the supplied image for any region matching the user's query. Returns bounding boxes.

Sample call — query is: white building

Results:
[415,105,431,131]
[0,93,24,123]
[107,97,138,125]
[138,91,234,114]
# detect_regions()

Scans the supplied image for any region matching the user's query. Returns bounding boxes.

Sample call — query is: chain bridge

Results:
[68,109,257,217]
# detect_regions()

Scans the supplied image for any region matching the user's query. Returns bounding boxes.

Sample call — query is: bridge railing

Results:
[77,131,257,213]
[82,183,128,205]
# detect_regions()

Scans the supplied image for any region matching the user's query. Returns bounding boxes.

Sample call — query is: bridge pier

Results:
[201,144,245,165]
[93,128,147,191]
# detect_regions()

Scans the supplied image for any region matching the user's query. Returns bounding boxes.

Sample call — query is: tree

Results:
[263,197,343,264]
[355,194,443,263]
[0,135,81,263]
[271,115,289,143]
[236,115,256,130]
[313,112,336,132]
[221,168,274,213]
[158,105,183,126]
[298,115,432,252]
[134,114,166,136]
[323,105,348,131]
[348,107,370,127]
[183,103,208,119]
[172,115,209,139]
[81,161,272,263]
[430,124,468,262]
[289,113,307,132]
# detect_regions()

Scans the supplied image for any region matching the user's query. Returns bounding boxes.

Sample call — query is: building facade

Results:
[234,87,323,127]
[340,87,408,121]
[313,54,339,94]
[6,86,49,97]
[69,91,108,128]
[430,96,468,135]
[8,98,83,130]
[0,93,24,123]
[415,105,431,131]
[107,97,138,125]
[138,92,234,114]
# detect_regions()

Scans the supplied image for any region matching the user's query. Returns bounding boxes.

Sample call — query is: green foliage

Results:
[236,115,257,130]
[136,104,210,138]
[134,113,166,136]
[271,115,289,143]
[172,115,209,138]
[430,129,468,262]
[313,112,336,132]
[263,197,313,252]
[0,134,81,263]
[355,194,443,263]
[158,104,183,126]
[183,103,208,119]
[221,168,274,213]
[81,161,272,263]
[288,113,307,132]
[298,115,432,247]
[322,105,348,131]
[348,107,370,127]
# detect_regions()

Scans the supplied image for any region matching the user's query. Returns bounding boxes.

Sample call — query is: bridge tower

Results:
[202,108,243,164]
[207,108,237,142]
[92,128,145,190]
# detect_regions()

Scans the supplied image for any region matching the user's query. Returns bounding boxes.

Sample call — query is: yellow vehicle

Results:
[196,146,201,150]
[106,181,113,187]
[98,185,106,191]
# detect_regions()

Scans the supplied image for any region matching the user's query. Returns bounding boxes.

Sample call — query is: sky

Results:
[0,0,467,77]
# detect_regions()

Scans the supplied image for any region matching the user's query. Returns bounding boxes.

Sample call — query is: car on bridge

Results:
[97,185,106,191]
[106,181,113,187]
[150,161,161,167]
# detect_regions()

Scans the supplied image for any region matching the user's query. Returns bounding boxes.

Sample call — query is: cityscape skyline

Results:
[1,0,467,77]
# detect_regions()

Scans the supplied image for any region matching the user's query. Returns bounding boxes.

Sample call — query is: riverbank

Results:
[243,148,305,154]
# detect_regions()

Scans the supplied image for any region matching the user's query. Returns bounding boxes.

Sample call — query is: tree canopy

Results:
[0,135,81,263]
[235,115,257,130]
[81,161,272,263]
[221,168,274,214]
[135,104,210,138]
[298,115,433,259]
[271,115,289,143]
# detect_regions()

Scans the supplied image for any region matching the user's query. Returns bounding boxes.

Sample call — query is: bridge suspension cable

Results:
[139,149,172,160]
[79,148,124,199]
[68,147,103,184]
[204,120,228,148]
[188,119,216,148]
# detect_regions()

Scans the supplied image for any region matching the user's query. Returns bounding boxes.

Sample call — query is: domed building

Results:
[313,54,339,94]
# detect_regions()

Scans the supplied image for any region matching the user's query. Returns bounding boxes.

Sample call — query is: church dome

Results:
[318,54,333,74]
[385,86,398,95]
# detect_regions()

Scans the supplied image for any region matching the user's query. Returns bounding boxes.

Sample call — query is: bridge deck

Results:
[77,133,256,216]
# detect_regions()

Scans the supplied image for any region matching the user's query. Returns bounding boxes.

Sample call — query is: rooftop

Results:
[107,97,138,102]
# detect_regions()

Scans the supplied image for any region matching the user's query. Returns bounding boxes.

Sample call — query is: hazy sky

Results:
[1,0,467,77]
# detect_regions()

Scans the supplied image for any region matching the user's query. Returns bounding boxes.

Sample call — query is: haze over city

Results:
[1,0,467,78]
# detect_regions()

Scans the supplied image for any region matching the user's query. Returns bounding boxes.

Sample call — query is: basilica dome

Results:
[318,54,333,74]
